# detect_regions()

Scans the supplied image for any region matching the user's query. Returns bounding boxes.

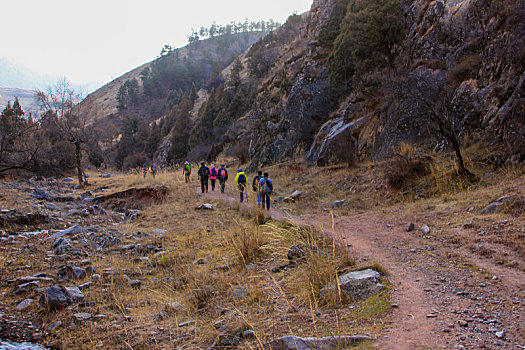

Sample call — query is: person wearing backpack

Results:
[218,164,228,193]
[252,170,263,207]
[209,164,218,191]
[198,161,210,193]
[183,161,191,183]
[258,172,273,211]
[151,162,158,178]
[142,164,148,179]
[235,168,248,202]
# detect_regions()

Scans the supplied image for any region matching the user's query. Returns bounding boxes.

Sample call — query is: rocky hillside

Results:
[82,0,523,170]
[241,0,524,168]
[81,32,267,127]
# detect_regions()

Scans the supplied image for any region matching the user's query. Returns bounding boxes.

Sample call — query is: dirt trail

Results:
[196,184,524,349]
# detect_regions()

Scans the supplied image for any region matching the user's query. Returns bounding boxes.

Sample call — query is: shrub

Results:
[384,154,433,191]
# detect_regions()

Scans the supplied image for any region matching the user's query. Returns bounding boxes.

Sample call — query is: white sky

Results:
[2,0,313,90]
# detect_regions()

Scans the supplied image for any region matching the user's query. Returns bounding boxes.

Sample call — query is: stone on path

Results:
[264,335,371,350]
[321,269,384,302]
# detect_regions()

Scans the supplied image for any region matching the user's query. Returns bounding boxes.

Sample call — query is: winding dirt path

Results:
[196,184,524,349]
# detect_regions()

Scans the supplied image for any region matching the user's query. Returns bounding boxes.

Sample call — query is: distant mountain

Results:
[0,57,53,90]
[0,57,101,93]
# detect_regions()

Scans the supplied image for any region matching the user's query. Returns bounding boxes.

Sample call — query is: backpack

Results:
[211,168,217,177]
[238,173,246,185]
[264,179,273,194]
[185,164,191,173]
[220,169,226,177]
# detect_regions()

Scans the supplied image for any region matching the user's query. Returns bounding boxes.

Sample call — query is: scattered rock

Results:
[47,321,62,331]
[287,244,326,264]
[495,330,505,339]
[406,223,415,232]
[284,191,303,202]
[48,225,83,240]
[16,298,34,311]
[482,194,525,215]
[233,286,248,300]
[128,280,142,289]
[31,189,48,200]
[321,269,384,302]
[14,281,40,295]
[421,224,431,235]
[73,313,92,322]
[463,220,474,229]
[196,203,214,210]
[331,200,345,208]
[264,335,371,349]
[44,203,60,211]
[39,286,85,311]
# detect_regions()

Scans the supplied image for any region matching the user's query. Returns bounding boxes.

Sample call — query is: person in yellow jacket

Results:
[234,168,248,202]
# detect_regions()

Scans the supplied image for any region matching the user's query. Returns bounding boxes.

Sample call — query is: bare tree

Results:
[391,69,475,177]
[36,78,92,186]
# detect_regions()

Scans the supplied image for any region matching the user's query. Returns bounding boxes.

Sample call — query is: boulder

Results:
[287,244,327,264]
[196,203,214,210]
[14,281,40,295]
[16,298,34,311]
[306,116,365,166]
[48,225,83,240]
[31,189,48,200]
[284,191,303,202]
[322,269,384,302]
[265,335,371,349]
[57,266,87,281]
[73,312,92,322]
[482,194,525,215]
[39,286,85,311]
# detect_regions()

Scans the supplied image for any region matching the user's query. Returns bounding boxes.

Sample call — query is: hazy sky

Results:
[3,0,313,90]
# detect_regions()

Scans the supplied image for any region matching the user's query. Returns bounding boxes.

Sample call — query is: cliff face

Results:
[84,0,523,169]
[244,0,338,167]
[311,0,524,165]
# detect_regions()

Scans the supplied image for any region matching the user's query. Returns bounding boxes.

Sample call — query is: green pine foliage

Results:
[318,0,351,47]
[327,0,406,91]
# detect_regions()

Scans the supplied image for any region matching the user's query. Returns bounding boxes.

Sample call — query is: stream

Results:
[0,341,47,350]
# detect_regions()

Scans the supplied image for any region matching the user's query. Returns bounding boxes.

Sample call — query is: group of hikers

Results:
[183,161,273,210]
[142,163,158,178]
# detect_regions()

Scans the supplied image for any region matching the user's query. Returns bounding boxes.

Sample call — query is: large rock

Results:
[322,269,384,302]
[265,335,371,350]
[39,286,85,311]
[306,115,367,166]
[287,244,327,264]
[31,189,48,200]
[482,195,525,215]
[48,225,83,240]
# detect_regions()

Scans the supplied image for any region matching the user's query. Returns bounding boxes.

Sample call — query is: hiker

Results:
[198,161,210,193]
[142,164,148,178]
[151,162,158,178]
[258,172,273,211]
[235,168,248,202]
[209,164,218,191]
[218,164,228,193]
[252,170,263,207]
[183,161,191,183]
